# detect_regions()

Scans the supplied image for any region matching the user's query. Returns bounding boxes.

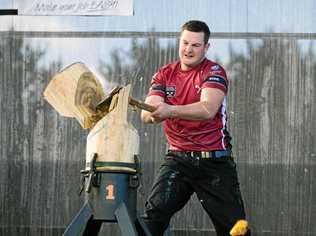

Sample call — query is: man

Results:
[141,20,250,236]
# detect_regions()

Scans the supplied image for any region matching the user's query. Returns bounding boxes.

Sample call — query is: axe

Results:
[96,85,156,114]
[43,62,155,129]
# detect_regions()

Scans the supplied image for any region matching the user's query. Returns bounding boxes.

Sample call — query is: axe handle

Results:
[129,97,156,112]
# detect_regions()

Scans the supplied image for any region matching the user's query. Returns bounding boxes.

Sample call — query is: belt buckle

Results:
[201,152,205,158]
[201,151,211,159]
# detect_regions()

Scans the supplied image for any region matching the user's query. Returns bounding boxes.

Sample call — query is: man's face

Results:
[179,30,209,71]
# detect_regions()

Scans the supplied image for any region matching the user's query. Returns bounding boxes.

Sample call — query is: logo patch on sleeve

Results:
[211,65,220,70]
[150,84,166,93]
[166,86,176,97]
[210,64,223,74]
[204,75,227,88]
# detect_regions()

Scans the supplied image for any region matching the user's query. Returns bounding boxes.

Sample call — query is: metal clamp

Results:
[79,153,99,195]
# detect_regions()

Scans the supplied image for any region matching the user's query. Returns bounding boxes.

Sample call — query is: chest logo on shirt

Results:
[166,86,176,97]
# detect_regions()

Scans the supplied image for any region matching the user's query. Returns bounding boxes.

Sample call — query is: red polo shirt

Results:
[147,58,231,151]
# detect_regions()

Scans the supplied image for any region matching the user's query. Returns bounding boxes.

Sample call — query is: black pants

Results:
[142,152,249,236]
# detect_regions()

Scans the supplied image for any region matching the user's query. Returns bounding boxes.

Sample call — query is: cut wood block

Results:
[43,62,105,129]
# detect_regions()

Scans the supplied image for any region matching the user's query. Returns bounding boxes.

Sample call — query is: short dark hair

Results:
[181,20,210,44]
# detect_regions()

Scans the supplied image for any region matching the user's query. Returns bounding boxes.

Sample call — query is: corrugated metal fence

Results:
[0,31,315,235]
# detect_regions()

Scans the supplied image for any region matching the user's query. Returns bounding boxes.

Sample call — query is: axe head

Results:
[96,85,123,114]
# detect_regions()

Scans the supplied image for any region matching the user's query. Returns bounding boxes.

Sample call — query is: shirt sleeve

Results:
[147,70,166,98]
[201,64,228,94]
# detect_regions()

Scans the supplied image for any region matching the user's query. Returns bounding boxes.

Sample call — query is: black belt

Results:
[168,150,232,159]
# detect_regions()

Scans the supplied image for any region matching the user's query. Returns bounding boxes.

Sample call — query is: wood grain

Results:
[43,62,105,129]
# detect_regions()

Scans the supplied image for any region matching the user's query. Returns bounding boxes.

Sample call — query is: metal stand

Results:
[63,154,152,236]
[63,200,145,236]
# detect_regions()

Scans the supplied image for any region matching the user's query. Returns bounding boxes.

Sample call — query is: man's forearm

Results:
[169,101,217,120]
[150,88,224,121]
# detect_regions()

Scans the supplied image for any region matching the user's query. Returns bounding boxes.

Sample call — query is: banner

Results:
[17,0,133,16]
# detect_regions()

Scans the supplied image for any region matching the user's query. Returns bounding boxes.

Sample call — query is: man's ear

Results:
[204,42,210,53]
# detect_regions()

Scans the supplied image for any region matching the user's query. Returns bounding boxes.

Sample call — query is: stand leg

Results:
[115,203,138,236]
[63,202,94,236]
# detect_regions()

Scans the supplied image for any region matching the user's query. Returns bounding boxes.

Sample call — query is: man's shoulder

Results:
[204,58,226,71]
[158,60,180,74]
[202,59,227,78]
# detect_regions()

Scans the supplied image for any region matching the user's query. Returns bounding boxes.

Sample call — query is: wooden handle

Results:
[129,97,156,112]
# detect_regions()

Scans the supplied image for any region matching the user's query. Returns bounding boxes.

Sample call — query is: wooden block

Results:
[44,63,140,171]
[43,62,105,129]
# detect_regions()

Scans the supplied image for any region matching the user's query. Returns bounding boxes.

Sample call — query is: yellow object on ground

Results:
[229,220,249,236]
